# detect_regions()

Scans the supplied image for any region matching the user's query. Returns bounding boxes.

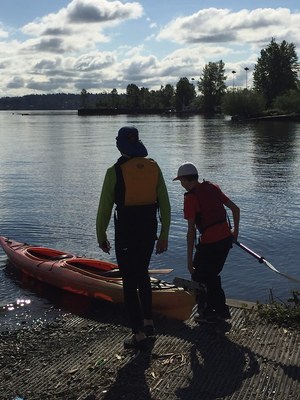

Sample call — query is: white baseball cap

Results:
[173,162,198,180]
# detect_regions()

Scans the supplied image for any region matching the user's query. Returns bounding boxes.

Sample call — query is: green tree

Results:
[149,89,162,110]
[126,84,140,110]
[110,88,119,108]
[198,60,227,113]
[253,38,299,107]
[221,89,266,117]
[80,88,88,108]
[140,87,152,110]
[273,89,300,114]
[159,84,175,109]
[175,78,196,111]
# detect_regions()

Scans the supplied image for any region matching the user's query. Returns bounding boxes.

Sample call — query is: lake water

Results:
[0,110,299,330]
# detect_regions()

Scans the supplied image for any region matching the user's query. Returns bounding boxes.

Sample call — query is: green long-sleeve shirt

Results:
[96,162,171,245]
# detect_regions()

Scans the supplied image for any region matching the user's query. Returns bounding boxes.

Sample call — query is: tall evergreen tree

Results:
[253,38,299,106]
[198,60,227,113]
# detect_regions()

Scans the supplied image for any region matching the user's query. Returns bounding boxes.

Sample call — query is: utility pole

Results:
[232,70,236,90]
[244,67,249,89]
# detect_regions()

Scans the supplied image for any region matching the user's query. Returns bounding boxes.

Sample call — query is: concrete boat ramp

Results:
[0,299,299,400]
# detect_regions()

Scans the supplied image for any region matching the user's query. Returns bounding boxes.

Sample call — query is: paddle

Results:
[235,240,300,284]
[149,268,173,274]
[101,267,173,280]
[235,241,265,263]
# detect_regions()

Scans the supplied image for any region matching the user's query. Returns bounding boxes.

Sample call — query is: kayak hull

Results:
[0,236,195,320]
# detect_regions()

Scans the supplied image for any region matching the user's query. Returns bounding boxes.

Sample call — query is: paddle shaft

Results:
[234,241,265,263]
[148,268,173,274]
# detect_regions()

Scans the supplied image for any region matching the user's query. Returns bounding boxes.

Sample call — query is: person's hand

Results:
[156,239,168,254]
[188,263,195,275]
[231,229,239,242]
[99,240,111,254]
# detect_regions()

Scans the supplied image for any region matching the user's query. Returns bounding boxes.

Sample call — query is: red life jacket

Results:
[187,181,227,233]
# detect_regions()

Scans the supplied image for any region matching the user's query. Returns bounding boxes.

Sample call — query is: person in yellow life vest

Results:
[96,126,171,351]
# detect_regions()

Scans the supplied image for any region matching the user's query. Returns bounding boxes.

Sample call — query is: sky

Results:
[1,0,300,97]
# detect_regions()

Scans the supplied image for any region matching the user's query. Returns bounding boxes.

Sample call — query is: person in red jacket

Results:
[173,162,240,323]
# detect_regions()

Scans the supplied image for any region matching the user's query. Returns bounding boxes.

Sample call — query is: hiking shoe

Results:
[123,336,151,351]
[144,325,155,337]
[194,312,217,324]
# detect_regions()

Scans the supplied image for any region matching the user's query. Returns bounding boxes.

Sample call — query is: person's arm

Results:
[187,218,196,274]
[96,167,116,253]
[225,198,240,242]
[156,167,171,254]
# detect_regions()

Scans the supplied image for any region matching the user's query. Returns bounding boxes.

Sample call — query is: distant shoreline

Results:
[77,107,200,116]
[231,113,300,122]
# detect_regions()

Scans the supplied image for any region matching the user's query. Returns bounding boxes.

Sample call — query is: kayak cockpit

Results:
[63,259,122,279]
[25,247,74,261]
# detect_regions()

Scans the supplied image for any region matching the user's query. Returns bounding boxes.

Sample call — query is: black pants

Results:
[192,236,232,314]
[114,205,157,334]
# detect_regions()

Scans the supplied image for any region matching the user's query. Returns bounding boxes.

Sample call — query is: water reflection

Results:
[201,116,228,168]
[1,299,31,312]
[0,262,125,332]
[251,121,297,189]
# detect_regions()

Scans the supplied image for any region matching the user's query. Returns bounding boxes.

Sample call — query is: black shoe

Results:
[144,325,155,337]
[215,309,231,320]
[194,311,217,324]
[123,336,151,351]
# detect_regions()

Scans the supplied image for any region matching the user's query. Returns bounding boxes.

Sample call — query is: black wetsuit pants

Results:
[114,205,157,334]
[192,236,232,314]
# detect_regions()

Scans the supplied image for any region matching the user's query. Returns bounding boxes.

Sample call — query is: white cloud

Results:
[21,0,143,54]
[22,0,143,37]
[157,7,300,49]
[1,4,300,97]
[74,52,116,71]
[0,24,9,38]
[66,0,143,23]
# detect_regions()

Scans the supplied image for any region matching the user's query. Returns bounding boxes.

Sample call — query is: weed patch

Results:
[257,290,300,330]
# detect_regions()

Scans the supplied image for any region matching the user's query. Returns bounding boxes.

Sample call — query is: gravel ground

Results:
[0,302,299,400]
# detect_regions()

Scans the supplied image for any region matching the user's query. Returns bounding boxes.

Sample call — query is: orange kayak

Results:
[0,236,195,320]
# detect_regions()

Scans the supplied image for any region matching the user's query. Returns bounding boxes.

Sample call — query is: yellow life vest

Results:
[119,157,159,206]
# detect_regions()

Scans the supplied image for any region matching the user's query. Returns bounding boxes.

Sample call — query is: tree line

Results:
[1,38,299,117]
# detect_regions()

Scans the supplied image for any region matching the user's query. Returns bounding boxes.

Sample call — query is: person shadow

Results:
[99,311,260,400]
[172,321,260,399]
[101,339,156,400]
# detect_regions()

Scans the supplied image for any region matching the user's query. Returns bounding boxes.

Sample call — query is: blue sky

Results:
[1,0,299,97]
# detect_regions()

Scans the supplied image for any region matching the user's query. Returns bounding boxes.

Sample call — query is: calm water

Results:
[1,111,300,330]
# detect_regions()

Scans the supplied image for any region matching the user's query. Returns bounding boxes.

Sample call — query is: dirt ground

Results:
[0,302,299,400]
